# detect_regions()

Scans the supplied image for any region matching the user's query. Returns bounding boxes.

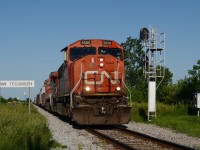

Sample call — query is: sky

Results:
[0,0,199,100]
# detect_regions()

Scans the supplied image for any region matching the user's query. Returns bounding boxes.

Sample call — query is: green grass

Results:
[131,102,200,138]
[0,102,63,150]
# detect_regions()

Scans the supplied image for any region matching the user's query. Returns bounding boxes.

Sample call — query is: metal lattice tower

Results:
[140,26,166,120]
[143,27,165,88]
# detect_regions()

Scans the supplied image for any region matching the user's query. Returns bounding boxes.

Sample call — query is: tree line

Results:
[0,97,30,103]
[121,37,200,105]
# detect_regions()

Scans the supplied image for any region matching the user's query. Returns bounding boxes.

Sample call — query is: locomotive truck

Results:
[36,39,131,125]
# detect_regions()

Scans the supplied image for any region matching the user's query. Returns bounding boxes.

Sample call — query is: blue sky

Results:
[0,0,199,100]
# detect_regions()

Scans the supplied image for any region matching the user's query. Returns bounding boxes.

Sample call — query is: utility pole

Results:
[24,92,26,101]
[29,87,30,113]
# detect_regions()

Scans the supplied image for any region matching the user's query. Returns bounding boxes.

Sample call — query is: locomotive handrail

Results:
[122,80,132,107]
[70,62,83,110]
[70,77,82,109]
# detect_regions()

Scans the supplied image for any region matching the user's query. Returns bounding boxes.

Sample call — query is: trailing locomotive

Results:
[36,39,131,125]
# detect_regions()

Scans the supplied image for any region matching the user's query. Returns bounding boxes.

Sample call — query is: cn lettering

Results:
[84,71,118,85]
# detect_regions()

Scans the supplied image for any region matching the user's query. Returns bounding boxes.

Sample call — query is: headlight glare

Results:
[85,86,90,92]
[99,58,104,62]
[116,87,121,91]
[99,63,104,67]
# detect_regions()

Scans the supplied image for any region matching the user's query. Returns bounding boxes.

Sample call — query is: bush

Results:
[188,106,199,115]
[131,102,148,121]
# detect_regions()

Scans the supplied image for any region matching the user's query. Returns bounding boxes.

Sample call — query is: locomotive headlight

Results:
[99,63,104,67]
[116,86,121,91]
[85,86,90,92]
[99,58,104,62]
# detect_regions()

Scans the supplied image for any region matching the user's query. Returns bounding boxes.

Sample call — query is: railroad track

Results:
[86,126,196,150]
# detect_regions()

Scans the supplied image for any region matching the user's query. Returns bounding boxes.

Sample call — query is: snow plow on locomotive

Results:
[36,39,131,125]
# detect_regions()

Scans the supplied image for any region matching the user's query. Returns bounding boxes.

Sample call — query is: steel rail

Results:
[85,127,136,150]
[86,126,196,150]
[115,126,196,150]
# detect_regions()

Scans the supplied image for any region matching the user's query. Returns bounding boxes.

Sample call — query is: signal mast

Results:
[140,26,166,121]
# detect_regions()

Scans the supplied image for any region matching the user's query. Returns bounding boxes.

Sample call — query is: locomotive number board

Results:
[80,40,112,45]
[81,40,91,45]
[102,40,112,45]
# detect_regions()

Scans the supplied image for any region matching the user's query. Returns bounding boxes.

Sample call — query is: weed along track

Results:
[85,126,196,150]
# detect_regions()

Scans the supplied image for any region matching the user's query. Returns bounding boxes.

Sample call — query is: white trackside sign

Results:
[0,80,34,88]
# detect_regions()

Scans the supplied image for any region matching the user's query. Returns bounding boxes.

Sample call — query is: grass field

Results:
[131,102,200,138]
[0,102,61,150]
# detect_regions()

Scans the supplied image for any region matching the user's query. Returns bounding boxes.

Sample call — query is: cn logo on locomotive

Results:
[84,71,119,85]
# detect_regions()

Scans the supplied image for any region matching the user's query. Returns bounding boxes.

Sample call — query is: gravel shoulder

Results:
[34,105,104,150]
[34,105,200,149]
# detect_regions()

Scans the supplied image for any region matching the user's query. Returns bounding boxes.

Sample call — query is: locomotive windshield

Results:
[98,48,122,60]
[70,47,96,61]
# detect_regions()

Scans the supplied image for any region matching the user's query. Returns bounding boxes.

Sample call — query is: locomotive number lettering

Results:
[81,40,91,45]
[103,40,112,45]
[84,71,118,85]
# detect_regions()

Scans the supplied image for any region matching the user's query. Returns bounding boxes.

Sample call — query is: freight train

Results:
[35,39,131,125]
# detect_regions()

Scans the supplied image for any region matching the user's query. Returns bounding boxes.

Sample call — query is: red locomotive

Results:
[37,39,131,125]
